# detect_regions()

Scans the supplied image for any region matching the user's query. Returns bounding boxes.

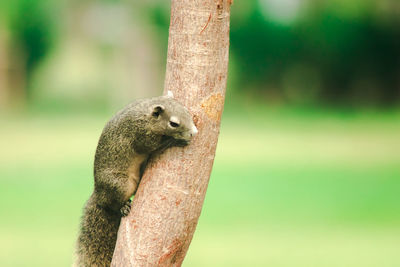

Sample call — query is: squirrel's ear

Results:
[151,105,165,118]
[166,91,174,98]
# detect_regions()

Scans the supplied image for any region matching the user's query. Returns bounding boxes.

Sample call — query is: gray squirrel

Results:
[75,92,197,266]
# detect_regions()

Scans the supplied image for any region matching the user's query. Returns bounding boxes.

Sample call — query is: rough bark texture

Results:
[111,0,231,266]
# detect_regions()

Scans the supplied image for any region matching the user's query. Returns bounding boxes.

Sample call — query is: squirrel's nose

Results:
[190,125,198,137]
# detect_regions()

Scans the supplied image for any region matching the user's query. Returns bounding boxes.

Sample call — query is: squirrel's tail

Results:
[75,194,121,267]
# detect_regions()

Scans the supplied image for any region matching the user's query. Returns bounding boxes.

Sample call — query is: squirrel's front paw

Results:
[120,199,131,216]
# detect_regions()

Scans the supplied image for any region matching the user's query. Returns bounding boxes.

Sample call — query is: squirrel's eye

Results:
[169,121,179,128]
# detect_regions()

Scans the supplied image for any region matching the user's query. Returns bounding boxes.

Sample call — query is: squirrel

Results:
[75,92,198,266]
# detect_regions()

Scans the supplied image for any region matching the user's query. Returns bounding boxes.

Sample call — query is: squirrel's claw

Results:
[120,200,132,216]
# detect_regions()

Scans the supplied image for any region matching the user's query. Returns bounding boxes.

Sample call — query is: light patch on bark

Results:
[201,93,225,122]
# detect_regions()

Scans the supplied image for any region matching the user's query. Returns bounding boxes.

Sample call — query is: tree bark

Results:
[111,0,231,266]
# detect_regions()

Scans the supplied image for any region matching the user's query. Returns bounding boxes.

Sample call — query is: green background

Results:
[1,106,399,266]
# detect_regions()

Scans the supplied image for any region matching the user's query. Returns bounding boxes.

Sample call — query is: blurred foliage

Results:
[1,0,61,98]
[0,0,399,109]
[230,0,400,106]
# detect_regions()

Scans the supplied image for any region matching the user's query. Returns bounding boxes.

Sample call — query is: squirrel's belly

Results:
[125,153,149,200]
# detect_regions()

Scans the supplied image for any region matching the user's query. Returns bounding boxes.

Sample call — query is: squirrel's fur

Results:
[75,94,197,266]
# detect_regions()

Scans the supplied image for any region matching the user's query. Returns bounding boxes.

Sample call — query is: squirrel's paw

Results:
[120,199,132,216]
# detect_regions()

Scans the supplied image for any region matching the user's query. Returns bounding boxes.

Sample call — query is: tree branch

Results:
[111,0,231,265]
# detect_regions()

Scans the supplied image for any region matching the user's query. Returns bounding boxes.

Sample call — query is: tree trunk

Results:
[111,0,231,266]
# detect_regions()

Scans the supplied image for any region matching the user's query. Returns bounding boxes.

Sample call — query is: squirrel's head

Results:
[147,96,198,146]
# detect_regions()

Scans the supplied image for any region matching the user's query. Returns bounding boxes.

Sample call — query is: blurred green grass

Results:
[0,109,399,266]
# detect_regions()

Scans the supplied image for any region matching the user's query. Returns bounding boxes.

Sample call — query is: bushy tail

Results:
[75,195,121,267]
